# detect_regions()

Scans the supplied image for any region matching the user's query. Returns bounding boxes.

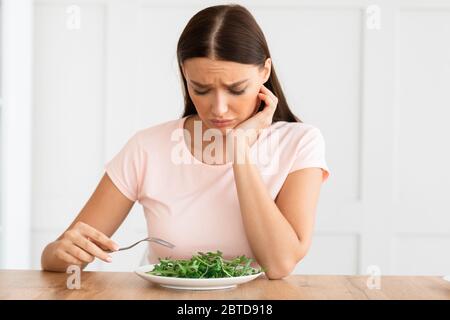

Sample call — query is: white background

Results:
[1,0,449,275]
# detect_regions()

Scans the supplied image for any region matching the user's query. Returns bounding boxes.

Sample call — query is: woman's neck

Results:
[184,114,230,165]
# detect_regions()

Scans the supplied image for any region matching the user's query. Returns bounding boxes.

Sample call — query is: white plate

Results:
[134,264,264,291]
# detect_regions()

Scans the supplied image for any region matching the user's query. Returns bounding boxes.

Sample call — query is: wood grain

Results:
[0,270,448,300]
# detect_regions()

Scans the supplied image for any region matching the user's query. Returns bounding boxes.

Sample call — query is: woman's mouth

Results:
[210,119,235,127]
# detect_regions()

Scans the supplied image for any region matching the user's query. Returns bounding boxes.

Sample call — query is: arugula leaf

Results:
[147,250,265,278]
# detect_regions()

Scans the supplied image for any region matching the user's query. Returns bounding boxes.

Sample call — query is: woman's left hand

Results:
[231,84,278,150]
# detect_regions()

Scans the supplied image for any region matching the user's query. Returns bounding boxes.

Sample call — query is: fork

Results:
[106,237,175,253]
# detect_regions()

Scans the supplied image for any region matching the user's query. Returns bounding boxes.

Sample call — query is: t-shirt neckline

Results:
[178,115,274,168]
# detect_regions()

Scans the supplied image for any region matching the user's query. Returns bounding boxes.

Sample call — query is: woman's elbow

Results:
[265,249,308,280]
[264,261,297,280]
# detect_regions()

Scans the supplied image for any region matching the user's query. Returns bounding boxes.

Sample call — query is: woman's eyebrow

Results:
[190,78,249,89]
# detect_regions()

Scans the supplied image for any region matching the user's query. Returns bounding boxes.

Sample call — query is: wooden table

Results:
[0,270,448,300]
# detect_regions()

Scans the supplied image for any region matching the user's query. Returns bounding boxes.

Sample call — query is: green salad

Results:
[147,250,264,278]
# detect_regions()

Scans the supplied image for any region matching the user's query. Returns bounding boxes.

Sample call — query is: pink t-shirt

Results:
[104,116,330,264]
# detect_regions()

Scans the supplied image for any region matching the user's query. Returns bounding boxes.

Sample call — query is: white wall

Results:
[0,0,33,269]
[2,0,450,275]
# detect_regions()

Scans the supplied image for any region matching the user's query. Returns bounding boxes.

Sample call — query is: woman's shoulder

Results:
[271,120,323,139]
[266,121,327,155]
[134,117,184,144]
[138,117,182,135]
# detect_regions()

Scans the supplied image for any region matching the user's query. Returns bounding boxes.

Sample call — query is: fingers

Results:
[57,222,120,265]
[65,242,96,264]
[258,92,277,114]
[258,85,278,114]
[78,222,119,252]
[69,232,112,263]
[259,84,278,104]
[55,247,84,265]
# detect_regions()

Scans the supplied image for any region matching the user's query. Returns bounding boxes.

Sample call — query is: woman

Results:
[41,4,330,280]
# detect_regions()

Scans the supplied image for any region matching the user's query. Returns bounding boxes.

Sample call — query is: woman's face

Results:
[182,57,271,133]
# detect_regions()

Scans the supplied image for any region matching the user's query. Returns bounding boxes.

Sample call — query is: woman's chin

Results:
[209,127,232,135]
[207,122,238,133]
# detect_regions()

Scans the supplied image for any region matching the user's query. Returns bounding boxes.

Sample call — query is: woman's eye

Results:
[193,89,246,96]
[229,89,245,95]
[194,90,209,95]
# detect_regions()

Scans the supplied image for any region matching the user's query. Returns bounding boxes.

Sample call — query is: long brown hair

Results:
[176,4,302,123]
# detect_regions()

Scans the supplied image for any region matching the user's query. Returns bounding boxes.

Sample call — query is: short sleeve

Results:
[289,127,330,183]
[104,131,143,202]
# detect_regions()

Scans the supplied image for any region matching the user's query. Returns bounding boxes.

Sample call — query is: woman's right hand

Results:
[54,221,120,265]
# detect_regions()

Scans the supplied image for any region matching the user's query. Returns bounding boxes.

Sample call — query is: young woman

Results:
[41,4,330,280]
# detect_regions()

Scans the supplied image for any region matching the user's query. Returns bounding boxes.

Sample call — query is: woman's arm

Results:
[41,173,135,272]
[233,146,323,280]
[230,84,324,279]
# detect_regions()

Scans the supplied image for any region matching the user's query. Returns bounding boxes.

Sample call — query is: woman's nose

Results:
[210,93,229,116]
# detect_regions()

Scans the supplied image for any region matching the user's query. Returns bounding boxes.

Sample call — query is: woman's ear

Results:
[262,58,272,83]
